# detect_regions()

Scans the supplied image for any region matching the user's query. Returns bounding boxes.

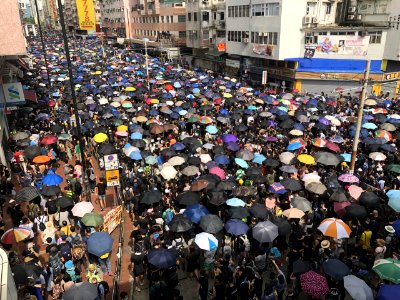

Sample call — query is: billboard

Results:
[315,36,370,56]
[76,0,96,31]
[252,44,274,57]
[1,83,25,107]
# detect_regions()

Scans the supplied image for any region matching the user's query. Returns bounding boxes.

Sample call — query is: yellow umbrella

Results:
[91,70,102,75]
[117,125,128,132]
[223,93,233,98]
[255,99,264,104]
[93,133,108,143]
[289,129,303,136]
[297,154,315,165]
[150,99,159,104]
[136,116,148,123]
[125,86,136,92]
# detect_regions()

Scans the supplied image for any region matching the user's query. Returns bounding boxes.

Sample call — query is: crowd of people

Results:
[1,33,400,300]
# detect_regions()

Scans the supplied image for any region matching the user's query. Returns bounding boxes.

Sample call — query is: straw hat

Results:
[46,221,54,229]
[385,225,395,234]
[376,239,386,247]
[321,240,331,249]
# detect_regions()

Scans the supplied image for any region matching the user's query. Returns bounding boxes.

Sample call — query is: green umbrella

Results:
[187,116,199,123]
[373,258,400,283]
[58,133,71,140]
[145,155,158,165]
[387,164,400,174]
[81,212,104,227]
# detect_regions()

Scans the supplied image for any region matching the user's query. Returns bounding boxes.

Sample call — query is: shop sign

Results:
[383,72,400,81]
[315,36,370,56]
[225,59,240,69]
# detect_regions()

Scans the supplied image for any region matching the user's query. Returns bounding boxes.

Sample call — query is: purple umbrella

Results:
[226,142,240,152]
[319,117,331,125]
[222,134,238,143]
[265,136,278,142]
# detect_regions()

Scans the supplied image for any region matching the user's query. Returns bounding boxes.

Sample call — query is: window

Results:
[228,6,233,18]
[252,4,264,16]
[188,13,192,21]
[178,15,186,22]
[220,12,225,21]
[194,12,198,22]
[203,11,209,21]
[217,30,226,38]
[369,31,382,44]
[326,3,332,14]
[234,6,239,17]
[306,2,316,15]
[179,31,186,38]
[251,32,278,45]
[305,32,317,44]
[203,30,209,40]
[252,3,279,17]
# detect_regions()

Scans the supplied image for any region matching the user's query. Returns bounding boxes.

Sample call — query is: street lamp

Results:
[143,38,150,90]
[56,0,91,202]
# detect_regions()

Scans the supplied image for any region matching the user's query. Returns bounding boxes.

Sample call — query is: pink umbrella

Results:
[334,201,351,218]
[338,174,359,183]
[348,185,364,200]
[300,271,330,298]
[326,141,341,152]
[115,131,128,137]
[209,166,226,180]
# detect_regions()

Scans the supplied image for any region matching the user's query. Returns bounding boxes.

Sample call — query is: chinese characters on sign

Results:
[76,0,96,31]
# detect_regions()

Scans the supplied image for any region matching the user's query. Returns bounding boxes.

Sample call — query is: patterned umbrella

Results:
[300,271,330,298]
[1,228,31,244]
[16,186,41,203]
[318,218,352,239]
[338,173,359,183]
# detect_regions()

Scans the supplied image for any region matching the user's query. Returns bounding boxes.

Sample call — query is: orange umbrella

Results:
[33,155,51,164]
[312,138,327,148]
[283,208,305,219]
[317,218,351,239]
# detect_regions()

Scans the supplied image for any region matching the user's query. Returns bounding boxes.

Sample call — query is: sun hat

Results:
[46,221,54,229]
[385,225,395,234]
[376,239,386,247]
[321,240,331,248]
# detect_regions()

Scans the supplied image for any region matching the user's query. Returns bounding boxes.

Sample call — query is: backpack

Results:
[60,243,72,261]
[66,267,80,283]
[97,281,110,296]
[28,203,39,220]
[32,216,46,233]
[164,209,174,225]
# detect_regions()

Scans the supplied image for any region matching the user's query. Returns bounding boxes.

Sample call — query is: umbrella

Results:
[41,185,61,196]
[293,260,311,274]
[40,135,58,145]
[343,275,373,300]
[191,179,210,191]
[249,203,268,219]
[209,166,226,180]
[62,282,99,300]
[81,212,104,227]
[169,215,193,232]
[314,151,341,166]
[360,191,380,207]
[1,228,31,244]
[338,173,359,183]
[225,219,249,236]
[305,182,327,194]
[184,204,209,223]
[24,146,42,159]
[369,151,387,161]
[168,156,186,166]
[55,195,74,208]
[282,208,305,219]
[228,207,250,219]
[297,154,315,164]
[16,186,41,203]
[42,173,63,186]
[200,214,224,233]
[226,197,246,207]
[387,164,400,174]
[373,259,400,283]
[348,185,364,200]
[93,132,108,143]
[148,248,176,268]
[279,152,295,164]
[318,218,351,239]
[160,164,178,180]
[300,271,330,298]
[195,232,218,250]
[176,191,200,206]
[281,178,303,191]
[252,221,279,243]
[274,219,292,236]
[181,165,199,176]
[87,232,113,257]
[141,190,162,204]
[12,131,29,140]
[345,204,368,218]
[323,258,350,280]
[291,196,312,212]
[32,155,51,164]
[377,284,400,300]
[72,201,94,218]
[234,158,249,168]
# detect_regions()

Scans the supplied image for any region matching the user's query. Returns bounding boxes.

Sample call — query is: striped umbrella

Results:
[318,218,352,239]
[1,228,31,244]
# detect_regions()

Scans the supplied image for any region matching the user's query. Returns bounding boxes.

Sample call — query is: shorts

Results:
[99,194,106,200]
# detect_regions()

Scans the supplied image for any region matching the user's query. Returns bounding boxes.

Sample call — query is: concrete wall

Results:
[0,0,26,56]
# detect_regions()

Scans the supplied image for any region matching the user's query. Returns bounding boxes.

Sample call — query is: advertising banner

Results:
[252,44,274,56]
[315,36,369,56]
[76,0,96,31]
[101,205,123,233]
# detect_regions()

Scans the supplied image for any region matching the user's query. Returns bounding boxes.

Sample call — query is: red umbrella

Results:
[209,167,226,180]
[165,84,174,91]
[214,98,222,105]
[325,141,340,152]
[48,100,56,107]
[40,135,58,145]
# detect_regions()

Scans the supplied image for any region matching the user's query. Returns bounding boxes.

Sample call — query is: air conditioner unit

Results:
[243,38,249,43]
[303,16,313,24]
[312,17,318,24]
[263,32,269,36]
[348,7,356,13]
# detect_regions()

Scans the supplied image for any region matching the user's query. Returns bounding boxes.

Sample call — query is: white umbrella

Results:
[200,154,212,164]
[181,165,199,176]
[168,156,186,166]
[369,152,387,161]
[343,275,373,300]
[279,152,295,165]
[194,232,218,250]
[252,221,279,243]
[301,172,321,183]
[99,97,108,105]
[160,163,178,180]
[72,201,94,218]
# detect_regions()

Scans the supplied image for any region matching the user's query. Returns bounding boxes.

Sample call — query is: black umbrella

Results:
[228,207,250,219]
[11,265,30,286]
[216,180,237,191]
[345,204,368,218]
[141,190,162,204]
[329,190,348,202]
[98,143,117,156]
[249,203,268,219]
[24,145,42,160]
[246,167,262,177]
[281,178,303,191]
[41,185,61,196]
[200,214,224,233]
[131,139,146,148]
[63,282,99,300]
[359,192,380,207]
[187,156,201,166]
[208,191,227,205]
[236,124,248,132]
[15,186,41,203]
[263,158,280,167]
[176,191,200,206]
[274,219,292,235]
[148,248,177,269]
[212,145,225,154]
[55,195,74,208]
[293,260,311,274]
[50,124,63,133]
[169,215,193,232]
[323,259,351,280]
[161,148,176,157]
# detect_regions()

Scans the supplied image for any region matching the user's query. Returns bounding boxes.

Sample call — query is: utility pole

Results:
[350,60,371,173]
[144,38,150,90]
[56,0,91,202]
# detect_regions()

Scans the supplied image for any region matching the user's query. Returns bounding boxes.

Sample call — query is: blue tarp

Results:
[285,58,383,74]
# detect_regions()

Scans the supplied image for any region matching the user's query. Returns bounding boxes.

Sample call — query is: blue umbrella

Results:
[171,142,186,151]
[192,88,200,94]
[87,232,113,257]
[179,110,188,116]
[129,151,142,160]
[393,219,400,237]
[330,135,344,143]
[148,248,176,268]
[287,142,303,151]
[206,125,218,134]
[226,198,246,207]
[362,122,378,130]
[222,134,237,143]
[225,219,249,236]
[184,204,209,223]
[226,142,240,152]
[340,153,355,162]
[130,132,143,140]
[252,153,266,164]
[377,284,400,300]
[269,182,287,195]
[214,154,230,165]
[248,105,257,110]
[234,158,249,169]
[42,173,63,186]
